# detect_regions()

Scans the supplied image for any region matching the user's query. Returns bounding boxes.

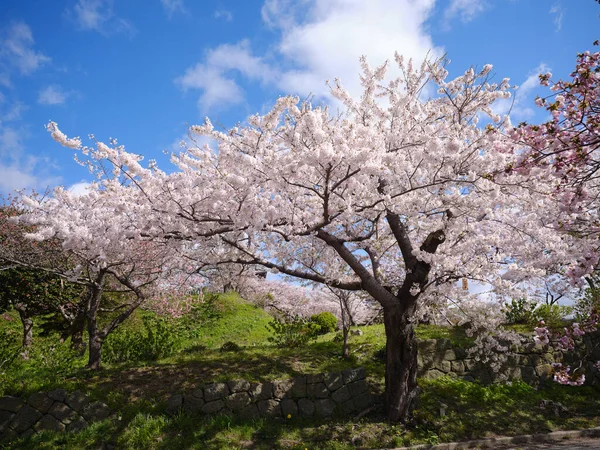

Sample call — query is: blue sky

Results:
[0,0,598,195]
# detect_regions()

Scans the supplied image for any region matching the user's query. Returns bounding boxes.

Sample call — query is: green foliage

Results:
[533,304,573,328]
[0,325,20,372]
[504,298,572,328]
[574,274,600,321]
[266,314,321,348]
[503,298,538,325]
[310,312,338,335]
[103,314,180,364]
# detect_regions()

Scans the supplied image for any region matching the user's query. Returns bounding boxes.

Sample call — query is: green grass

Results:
[2,292,600,449]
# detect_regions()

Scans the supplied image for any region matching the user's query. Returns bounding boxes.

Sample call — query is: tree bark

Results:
[16,306,34,350]
[85,271,106,370]
[383,300,419,423]
[69,302,87,354]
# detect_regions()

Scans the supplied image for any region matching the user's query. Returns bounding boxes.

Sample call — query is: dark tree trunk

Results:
[85,272,106,370]
[16,306,34,351]
[383,300,419,423]
[87,334,103,370]
[69,303,87,355]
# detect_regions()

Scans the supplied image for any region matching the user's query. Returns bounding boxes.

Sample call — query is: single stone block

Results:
[341,398,356,414]
[422,369,445,380]
[257,399,280,417]
[280,399,298,417]
[451,360,465,373]
[227,379,250,393]
[48,389,68,403]
[0,428,17,443]
[535,364,554,378]
[66,416,88,433]
[463,359,477,371]
[249,382,273,401]
[182,394,204,415]
[436,339,452,351]
[225,392,251,411]
[521,366,538,384]
[192,387,204,399]
[307,382,329,399]
[65,391,89,414]
[417,339,437,354]
[35,414,66,433]
[82,401,111,422]
[166,394,183,416]
[315,399,335,418]
[442,349,456,361]
[0,396,24,413]
[331,386,351,404]
[342,367,365,384]
[202,399,225,415]
[238,404,259,419]
[0,410,14,433]
[347,380,369,397]
[48,403,77,424]
[323,373,344,391]
[297,398,314,417]
[461,375,475,383]
[10,404,42,433]
[204,383,230,402]
[291,377,307,398]
[306,373,324,384]
[272,379,294,399]
[28,393,54,413]
[353,392,373,410]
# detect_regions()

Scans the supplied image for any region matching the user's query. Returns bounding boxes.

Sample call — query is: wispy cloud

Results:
[492,63,551,121]
[38,85,70,105]
[178,0,443,115]
[214,10,233,21]
[176,40,275,113]
[161,0,186,18]
[0,21,50,83]
[549,3,563,32]
[66,0,136,36]
[443,0,487,28]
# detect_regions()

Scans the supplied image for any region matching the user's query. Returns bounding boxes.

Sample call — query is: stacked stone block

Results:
[417,330,600,385]
[165,367,374,419]
[0,389,111,442]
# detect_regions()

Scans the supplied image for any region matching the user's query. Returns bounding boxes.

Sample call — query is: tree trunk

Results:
[69,304,87,355]
[383,301,419,423]
[15,305,33,355]
[85,272,106,370]
[87,334,103,370]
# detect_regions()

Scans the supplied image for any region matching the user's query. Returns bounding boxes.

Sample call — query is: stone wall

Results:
[165,367,375,419]
[417,330,600,385]
[0,389,111,442]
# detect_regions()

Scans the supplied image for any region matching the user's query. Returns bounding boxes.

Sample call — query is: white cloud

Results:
[492,63,551,121]
[549,4,563,32]
[66,0,136,36]
[0,126,24,158]
[38,85,69,105]
[0,21,50,80]
[176,40,275,113]
[161,0,186,18]
[214,10,233,21]
[68,181,93,196]
[443,0,487,27]
[178,0,442,115]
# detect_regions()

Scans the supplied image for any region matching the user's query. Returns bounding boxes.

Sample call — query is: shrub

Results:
[266,314,321,348]
[532,304,572,328]
[310,312,338,334]
[103,314,180,364]
[503,298,537,325]
[220,341,241,352]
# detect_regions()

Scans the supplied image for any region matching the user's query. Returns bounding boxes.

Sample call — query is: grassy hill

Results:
[1,292,600,449]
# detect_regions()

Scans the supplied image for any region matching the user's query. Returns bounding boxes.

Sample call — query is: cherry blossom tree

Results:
[42,55,588,422]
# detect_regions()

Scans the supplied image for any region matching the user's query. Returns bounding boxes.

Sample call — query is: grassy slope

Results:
[1,293,599,449]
